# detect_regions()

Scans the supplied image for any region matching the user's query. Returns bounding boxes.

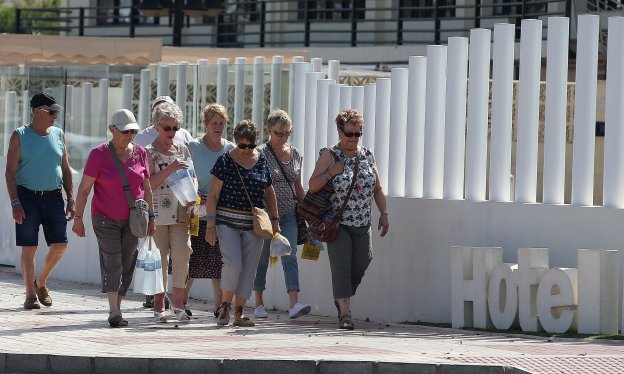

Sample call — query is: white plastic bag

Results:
[133,237,164,295]
[269,232,291,267]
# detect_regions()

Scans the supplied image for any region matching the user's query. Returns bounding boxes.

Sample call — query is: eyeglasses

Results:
[273,130,291,137]
[162,125,180,132]
[340,129,363,138]
[119,129,138,135]
[237,143,257,149]
[40,108,59,116]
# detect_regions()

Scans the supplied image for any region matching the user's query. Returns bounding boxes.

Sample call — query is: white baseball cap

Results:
[151,95,174,110]
[110,109,140,131]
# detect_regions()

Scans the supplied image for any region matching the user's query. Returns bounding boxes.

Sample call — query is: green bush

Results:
[0,0,62,35]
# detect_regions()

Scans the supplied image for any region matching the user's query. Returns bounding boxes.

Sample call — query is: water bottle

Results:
[166,159,199,205]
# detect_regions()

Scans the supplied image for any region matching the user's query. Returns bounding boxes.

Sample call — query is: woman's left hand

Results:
[148,217,156,236]
[378,214,389,237]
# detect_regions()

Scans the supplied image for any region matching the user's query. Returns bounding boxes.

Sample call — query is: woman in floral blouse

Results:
[308,108,389,330]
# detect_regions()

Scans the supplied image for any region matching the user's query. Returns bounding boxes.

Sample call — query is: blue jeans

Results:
[254,211,300,292]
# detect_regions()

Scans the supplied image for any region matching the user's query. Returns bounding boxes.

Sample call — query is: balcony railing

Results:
[15,0,571,47]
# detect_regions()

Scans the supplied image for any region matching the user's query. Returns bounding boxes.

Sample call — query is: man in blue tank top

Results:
[5,92,75,310]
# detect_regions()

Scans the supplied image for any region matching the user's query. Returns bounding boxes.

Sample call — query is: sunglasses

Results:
[162,125,180,132]
[40,108,59,116]
[273,130,291,137]
[119,129,138,135]
[340,129,363,138]
[237,143,257,149]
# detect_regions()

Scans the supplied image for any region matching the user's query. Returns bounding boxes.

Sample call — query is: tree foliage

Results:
[0,0,62,34]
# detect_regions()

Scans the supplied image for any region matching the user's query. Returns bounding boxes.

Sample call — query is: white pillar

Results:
[252,56,265,140]
[139,69,151,130]
[351,85,364,114]
[175,62,188,121]
[444,36,470,200]
[82,82,93,137]
[388,68,409,197]
[374,78,391,192]
[121,74,133,111]
[3,91,17,153]
[489,23,515,202]
[603,17,624,208]
[571,15,599,206]
[405,56,427,198]
[327,83,342,147]
[464,30,491,201]
[157,64,169,97]
[362,83,376,150]
[64,86,74,134]
[303,71,324,187]
[234,57,247,129]
[21,90,29,126]
[98,79,108,138]
[292,62,312,153]
[328,60,340,82]
[514,20,542,203]
[311,57,323,73]
[339,85,352,112]
[197,59,210,118]
[543,17,570,205]
[270,56,284,111]
[217,58,229,108]
[315,79,332,161]
[288,56,305,116]
[423,45,448,199]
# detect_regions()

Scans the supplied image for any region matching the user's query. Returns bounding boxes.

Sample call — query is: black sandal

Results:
[338,314,354,330]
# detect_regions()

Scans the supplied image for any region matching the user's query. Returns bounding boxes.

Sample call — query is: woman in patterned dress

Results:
[308,108,390,330]
[205,120,280,327]
[186,104,236,316]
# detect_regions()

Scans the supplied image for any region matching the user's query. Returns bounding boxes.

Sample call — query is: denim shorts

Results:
[15,186,68,247]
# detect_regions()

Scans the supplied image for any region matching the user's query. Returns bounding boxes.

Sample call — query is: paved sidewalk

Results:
[1,267,623,374]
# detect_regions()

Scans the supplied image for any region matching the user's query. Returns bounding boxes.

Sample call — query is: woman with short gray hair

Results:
[204,119,280,327]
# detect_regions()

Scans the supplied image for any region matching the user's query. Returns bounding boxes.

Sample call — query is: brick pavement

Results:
[1,267,623,373]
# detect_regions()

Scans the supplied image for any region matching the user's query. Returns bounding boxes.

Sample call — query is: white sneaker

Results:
[289,303,311,319]
[254,305,268,318]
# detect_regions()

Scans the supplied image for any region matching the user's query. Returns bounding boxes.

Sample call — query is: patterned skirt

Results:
[170,219,222,279]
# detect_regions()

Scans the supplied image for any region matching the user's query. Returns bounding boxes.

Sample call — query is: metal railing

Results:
[15,0,572,47]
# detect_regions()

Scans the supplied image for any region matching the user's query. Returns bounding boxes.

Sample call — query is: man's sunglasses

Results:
[340,129,363,138]
[162,125,180,132]
[119,129,138,135]
[40,108,59,116]
[273,130,291,137]
[237,143,257,149]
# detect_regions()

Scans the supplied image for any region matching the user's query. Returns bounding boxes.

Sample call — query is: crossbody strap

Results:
[109,141,135,210]
[335,148,360,221]
[232,154,255,211]
[265,142,298,201]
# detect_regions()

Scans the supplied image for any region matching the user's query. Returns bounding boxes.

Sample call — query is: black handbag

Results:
[265,142,308,245]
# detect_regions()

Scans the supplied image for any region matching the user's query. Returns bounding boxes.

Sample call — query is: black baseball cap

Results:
[30,92,64,110]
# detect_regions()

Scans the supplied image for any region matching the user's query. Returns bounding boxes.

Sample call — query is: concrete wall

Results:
[2,156,622,324]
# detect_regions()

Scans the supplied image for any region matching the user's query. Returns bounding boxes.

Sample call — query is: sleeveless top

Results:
[328,145,376,227]
[146,141,192,226]
[257,143,302,216]
[15,124,65,191]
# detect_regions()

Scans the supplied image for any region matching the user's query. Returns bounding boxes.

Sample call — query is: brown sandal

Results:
[216,302,231,326]
[233,306,255,327]
[338,314,354,330]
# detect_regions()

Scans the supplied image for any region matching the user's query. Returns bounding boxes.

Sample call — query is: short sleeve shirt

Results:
[329,146,376,227]
[83,142,150,220]
[257,143,301,216]
[211,151,272,212]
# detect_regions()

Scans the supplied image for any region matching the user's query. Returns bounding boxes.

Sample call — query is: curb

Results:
[0,353,532,374]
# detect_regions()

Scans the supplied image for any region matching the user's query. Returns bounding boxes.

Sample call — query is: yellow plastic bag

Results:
[301,240,322,261]
[188,197,201,236]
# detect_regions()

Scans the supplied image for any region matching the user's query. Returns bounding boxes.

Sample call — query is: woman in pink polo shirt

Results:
[73,109,156,328]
